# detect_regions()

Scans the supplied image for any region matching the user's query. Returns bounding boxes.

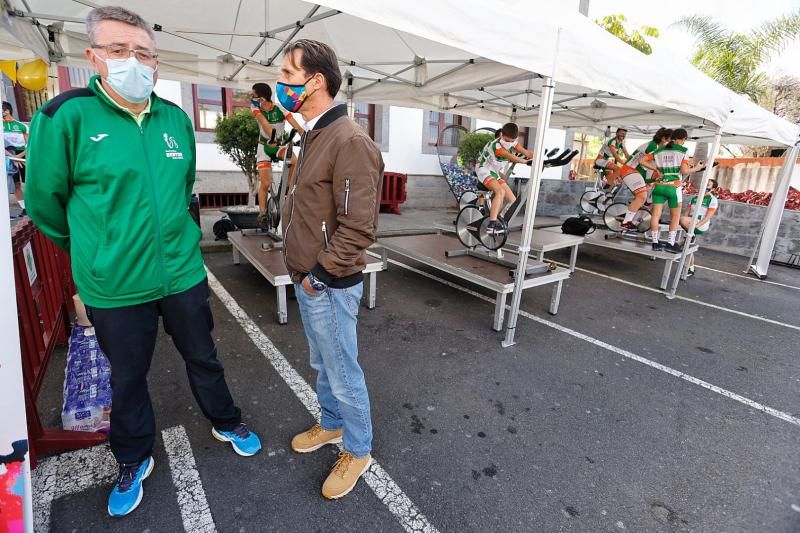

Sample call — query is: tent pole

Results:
[666,128,722,299]
[346,75,355,119]
[502,75,556,348]
[748,141,800,279]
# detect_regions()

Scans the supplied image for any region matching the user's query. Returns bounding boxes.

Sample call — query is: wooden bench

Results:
[581,230,699,289]
[228,231,384,324]
[378,233,571,331]
[434,224,584,272]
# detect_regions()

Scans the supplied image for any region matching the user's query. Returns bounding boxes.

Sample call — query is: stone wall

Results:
[694,200,800,258]
[534,180,800,258]
[535,180,596,216]
[404,174,456,209]
[194,170,454,210]
[195,170,250,194]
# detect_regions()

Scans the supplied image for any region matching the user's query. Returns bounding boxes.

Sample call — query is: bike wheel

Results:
[635,208,651,232]
[579,191,602,213]
[603,202,628,232]
[458,190,478,210]
[478,217,508,250]
[266,195,281,230]
[596,193,615,213]
[455,205,483,248]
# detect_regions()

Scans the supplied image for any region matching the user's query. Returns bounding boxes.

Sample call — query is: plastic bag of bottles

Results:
[61,324,112,432]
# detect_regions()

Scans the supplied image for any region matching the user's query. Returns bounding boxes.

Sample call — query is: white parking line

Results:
[695,264,800,291]
[206,269,439,533]
[162,426,217,533]
[32,425,211,532]
[382,256,800,430]
[32,442,117,532]
[547,260,800,332]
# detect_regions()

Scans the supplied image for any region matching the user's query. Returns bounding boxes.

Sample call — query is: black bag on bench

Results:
[561,215,595,236]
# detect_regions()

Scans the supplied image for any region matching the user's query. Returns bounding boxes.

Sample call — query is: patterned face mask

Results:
[275,77,314,113]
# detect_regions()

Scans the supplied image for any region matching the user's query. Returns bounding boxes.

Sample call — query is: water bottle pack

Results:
[61,324,112,432]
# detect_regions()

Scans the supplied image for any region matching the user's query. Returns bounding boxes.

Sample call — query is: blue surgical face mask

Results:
[102,55,155,104]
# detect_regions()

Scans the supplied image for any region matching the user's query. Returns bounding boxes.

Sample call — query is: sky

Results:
[575,0,800,78]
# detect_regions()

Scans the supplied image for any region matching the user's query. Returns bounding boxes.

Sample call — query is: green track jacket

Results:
[25,76,205,308]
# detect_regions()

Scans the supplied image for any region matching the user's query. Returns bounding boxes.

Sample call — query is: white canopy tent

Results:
[2,0,797,144]
[0,0,796,344]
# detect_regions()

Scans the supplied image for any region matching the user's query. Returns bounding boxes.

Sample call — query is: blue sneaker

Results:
[108,457,154,517]
[212,423,262,457]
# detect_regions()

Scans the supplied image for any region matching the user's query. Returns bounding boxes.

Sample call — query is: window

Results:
[192,85,259,131]
[198,192,250,209]
[518,127,530,149]
[353,103,375,139]
[193,84,226,131]
[61,66,93,90]
[229,88,252,113]
[428,112,463,146]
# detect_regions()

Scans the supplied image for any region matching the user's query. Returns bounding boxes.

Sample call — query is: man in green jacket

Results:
[25,6,261,518]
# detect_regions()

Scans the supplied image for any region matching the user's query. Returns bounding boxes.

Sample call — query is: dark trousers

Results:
[86,278,241,464]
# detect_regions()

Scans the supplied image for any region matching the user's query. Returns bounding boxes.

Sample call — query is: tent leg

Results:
[748,142,800,279]
[502,75,556,347]
[666,129,722,300]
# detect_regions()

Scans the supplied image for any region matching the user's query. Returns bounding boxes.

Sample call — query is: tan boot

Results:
[291,423,343,453]
[321,452,372,500]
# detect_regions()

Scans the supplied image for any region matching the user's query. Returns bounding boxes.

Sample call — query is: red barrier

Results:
[380,172,408,215]
[11,218,106,468]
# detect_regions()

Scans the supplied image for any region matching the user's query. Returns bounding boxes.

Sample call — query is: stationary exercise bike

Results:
[454,148,576,250]
[259,128,298,239]
[578,166,622,215]
[602,200,652,235]
[602,161,718,239]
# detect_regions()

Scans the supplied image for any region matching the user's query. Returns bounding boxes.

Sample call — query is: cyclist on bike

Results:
[250,82,304,226]
[475,122,534,233]
[593,128,629,187]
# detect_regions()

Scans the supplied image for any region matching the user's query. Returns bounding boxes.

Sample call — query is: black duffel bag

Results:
[561,215,595,236]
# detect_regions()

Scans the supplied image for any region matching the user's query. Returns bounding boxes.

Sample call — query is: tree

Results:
[674,11,800,101]
[676,12,800,171]
[215,110,259,207]
[761,75,800,124]
[744,75,800,157]
[457,131,495,169]
[595,14,659,55]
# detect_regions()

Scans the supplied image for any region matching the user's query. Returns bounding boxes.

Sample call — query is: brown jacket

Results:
[281,104,384,287]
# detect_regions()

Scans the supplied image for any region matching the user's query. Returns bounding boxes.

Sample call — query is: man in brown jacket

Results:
[277,39,383,499]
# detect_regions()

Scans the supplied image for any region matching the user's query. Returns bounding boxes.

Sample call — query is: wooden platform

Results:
[582,230,699,289]
[435,224,584,272]
[378,233,571,331]
[228,231,384,324]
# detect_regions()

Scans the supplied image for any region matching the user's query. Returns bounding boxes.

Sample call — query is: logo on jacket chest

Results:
[163,132,184,160]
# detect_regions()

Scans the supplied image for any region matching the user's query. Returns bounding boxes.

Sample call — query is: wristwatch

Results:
[306,272,327,292]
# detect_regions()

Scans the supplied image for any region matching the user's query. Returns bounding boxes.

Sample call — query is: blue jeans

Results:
[295,281,372,457]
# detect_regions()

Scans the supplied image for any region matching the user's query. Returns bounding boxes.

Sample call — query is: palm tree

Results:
[674,11,800,101]
[675,12,800,165]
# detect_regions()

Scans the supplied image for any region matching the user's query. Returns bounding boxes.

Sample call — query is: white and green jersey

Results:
[626,141,658,181]
[596,138,625,161]
[690,193,718,232]
[3,117,28,153]
[651,143,688,183]
[477,138,522,175]
[626,141,656,169]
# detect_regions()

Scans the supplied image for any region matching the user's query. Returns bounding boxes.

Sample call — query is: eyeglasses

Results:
[92,44,158,64]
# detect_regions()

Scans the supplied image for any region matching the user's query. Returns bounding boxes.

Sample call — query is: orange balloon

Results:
[17,59,48,91]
